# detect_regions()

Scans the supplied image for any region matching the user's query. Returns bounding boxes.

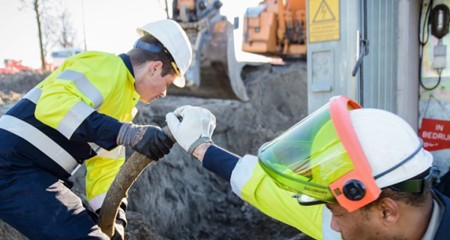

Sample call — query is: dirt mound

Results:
[0,61,312,240]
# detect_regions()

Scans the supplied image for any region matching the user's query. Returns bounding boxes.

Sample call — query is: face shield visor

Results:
[258,96,381,212]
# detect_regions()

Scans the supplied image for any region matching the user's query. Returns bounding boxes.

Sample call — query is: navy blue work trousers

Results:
[0,159,108,239]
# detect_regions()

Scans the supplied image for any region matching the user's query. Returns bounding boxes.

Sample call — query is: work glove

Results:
[116,123,174,160]
[166,105,216,154]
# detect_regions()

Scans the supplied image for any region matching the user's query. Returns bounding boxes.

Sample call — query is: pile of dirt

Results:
[0,61,312,240]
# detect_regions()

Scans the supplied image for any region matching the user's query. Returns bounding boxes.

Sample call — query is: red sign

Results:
[419,118,450,151]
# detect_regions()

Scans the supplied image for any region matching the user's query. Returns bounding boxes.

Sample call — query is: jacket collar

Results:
[119,53,134,78]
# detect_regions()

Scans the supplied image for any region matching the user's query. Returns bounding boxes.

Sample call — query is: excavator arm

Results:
[167,0,249,101]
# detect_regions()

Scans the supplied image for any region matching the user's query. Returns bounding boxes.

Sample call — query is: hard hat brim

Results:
[173,75,186,88]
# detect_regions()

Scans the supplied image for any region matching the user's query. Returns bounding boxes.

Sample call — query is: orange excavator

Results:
[242,0,307,58]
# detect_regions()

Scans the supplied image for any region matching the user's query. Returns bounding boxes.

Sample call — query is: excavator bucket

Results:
[167,0,249,101]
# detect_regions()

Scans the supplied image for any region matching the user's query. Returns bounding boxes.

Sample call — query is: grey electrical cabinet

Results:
[307,0,359,112]
[306,0,419,128]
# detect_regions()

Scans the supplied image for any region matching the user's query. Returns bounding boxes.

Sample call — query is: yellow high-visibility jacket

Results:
[202,145,341,239]
[230,155,340,239]
[0,51,140,211]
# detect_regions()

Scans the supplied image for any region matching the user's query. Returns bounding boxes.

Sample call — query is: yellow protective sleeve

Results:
[35,75,95,129]
[240,163,327,240]
[34,51,137,128]
[85,155,125,205]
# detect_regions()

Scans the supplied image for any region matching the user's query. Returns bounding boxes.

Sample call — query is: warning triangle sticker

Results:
[313,0,336,23]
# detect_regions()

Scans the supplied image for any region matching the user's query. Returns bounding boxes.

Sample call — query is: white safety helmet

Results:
[351,108,433,188]
[258,96,433,212]
[137,19,192,88]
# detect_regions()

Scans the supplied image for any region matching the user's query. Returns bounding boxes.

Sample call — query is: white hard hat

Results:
[351,108,433,188]
[257,96,434,212]
[137,19,192,88]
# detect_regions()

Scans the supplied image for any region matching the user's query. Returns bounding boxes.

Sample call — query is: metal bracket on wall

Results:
[351,0,368,106]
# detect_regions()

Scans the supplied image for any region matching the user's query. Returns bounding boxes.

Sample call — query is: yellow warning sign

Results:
[308,0,340,43]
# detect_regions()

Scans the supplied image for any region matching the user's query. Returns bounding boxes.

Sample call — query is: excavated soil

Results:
[0,61,313,240]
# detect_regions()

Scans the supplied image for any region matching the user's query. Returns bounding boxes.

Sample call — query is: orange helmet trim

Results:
[328,96,381,212]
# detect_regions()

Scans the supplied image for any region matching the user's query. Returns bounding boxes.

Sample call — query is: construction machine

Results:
[242,0,307,58]
[0,59,35,74]
[167,0,250,101]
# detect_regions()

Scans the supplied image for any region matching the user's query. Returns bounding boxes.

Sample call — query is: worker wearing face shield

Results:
[166,96,450,240]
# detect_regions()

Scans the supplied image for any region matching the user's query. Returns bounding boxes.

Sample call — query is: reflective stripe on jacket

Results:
[0,51,140,210]
[230,155,340,240]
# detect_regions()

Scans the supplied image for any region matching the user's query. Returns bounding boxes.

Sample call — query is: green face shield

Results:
[258,96,381,212]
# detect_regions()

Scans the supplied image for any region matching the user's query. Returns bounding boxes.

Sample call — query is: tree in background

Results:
[52,9,77,49]
[162,0,170,19]
[19,0,77,72]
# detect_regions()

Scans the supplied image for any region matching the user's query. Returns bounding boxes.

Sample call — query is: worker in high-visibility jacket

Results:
[0,19,192,240]
[165,96,450,240]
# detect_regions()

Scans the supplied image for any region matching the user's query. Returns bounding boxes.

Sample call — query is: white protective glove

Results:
[165,105,216,154]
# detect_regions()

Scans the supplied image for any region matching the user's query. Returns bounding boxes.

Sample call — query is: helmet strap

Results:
[134,40,163,53]
[389,167,439,194]
[374,140,424,180]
